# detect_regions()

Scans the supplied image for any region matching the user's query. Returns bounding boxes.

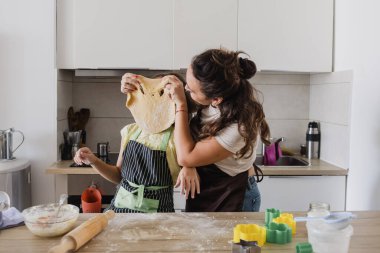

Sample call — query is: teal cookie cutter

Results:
[265,208,281,225]
[266,222,292,244]
[296,242,313,253]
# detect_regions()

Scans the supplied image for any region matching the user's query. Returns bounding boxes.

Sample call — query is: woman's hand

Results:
[174,167,200,199]
[120,73,140,94]
[163,75,187,108]
[73,147,98,166]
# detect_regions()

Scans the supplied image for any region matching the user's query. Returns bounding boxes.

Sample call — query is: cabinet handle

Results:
[28,172,31,184]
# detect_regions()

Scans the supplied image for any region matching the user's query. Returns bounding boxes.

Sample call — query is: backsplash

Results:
[253,73,310,153]
[58,70,350,167]
[310,70,352,168]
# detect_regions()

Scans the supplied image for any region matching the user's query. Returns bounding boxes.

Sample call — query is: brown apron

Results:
[186,164,248,212]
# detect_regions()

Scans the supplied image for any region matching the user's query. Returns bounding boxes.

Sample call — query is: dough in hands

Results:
[126,76,175,134]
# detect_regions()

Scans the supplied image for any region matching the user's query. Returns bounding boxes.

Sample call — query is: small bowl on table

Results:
[22,203,79,237]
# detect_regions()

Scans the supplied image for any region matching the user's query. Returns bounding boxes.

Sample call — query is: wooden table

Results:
[0,211,379,252]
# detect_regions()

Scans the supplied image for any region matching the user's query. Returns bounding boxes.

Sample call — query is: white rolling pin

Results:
[48,210,115,253]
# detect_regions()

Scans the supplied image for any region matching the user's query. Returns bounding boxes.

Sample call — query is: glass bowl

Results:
[22,203,79,237]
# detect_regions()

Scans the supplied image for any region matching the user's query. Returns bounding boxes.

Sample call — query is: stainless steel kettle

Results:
[0,128,25,160]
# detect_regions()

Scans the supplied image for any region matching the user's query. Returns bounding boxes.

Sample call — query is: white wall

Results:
[0,0,57,205]
[335,0,380,210]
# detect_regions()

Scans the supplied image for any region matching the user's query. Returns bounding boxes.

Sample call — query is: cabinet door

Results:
[58,0,173,69]
[238,0,333,72]
[259,176,346,212]
[173,0,238,69]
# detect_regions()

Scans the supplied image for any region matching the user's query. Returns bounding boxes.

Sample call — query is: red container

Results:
[81,186,102,213]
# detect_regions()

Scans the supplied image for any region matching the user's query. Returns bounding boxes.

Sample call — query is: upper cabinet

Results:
[57,0,173,69]
[238,0,333,72]
[173,0,237,69]
[57,0,333,72]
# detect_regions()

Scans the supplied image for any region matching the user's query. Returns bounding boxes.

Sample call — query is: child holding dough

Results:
[74,73,194,213]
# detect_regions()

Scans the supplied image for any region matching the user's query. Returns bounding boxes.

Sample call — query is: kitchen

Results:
[1,0,380,252]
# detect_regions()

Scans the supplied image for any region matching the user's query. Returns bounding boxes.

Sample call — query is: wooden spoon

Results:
[72,112,80,131]
[78,108,90,130]
[67,107,74,131]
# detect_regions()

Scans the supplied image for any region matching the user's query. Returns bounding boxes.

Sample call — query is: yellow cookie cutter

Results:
[233,224,266,247]
[272,213,296,234]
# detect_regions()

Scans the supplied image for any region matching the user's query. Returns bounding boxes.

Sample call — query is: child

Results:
[74,73,192,213]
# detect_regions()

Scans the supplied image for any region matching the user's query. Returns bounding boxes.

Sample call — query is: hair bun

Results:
[239,57,257,79]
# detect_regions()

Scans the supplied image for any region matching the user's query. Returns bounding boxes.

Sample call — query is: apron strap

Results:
[130,128,142,141]
[129,127,171,151]
[253,164,264,182]
[159,128,173,151]
[127,180,169,208]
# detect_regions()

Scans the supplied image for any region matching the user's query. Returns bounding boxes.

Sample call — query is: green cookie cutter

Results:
[296,242,313,253]
[272,213,296,234]
[266,222,292,244]
[265,208,281,225]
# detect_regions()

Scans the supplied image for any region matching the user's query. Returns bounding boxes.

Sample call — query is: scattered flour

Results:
[92,213,236,252]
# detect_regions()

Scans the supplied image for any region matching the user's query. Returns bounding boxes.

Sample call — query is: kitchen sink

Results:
[254,156,310,167]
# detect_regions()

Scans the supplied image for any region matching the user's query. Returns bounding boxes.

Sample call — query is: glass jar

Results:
[306,202,353,253]
[307,202,330,217]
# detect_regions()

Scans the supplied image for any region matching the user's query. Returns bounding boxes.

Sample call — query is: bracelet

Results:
[175,109,188,114]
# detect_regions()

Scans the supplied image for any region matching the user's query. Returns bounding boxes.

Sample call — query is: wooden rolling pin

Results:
[48,210,115,253]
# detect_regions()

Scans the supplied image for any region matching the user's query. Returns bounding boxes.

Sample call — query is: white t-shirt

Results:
[200,105,258,176]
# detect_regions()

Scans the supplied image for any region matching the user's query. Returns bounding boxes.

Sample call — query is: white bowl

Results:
[22,203,79,237]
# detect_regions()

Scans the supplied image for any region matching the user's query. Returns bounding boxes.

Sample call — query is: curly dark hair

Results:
[189,48,270,158]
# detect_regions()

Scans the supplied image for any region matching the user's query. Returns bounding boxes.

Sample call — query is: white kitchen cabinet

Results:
[238,0,333,72]
[173,176,346,212]
[173,0,238,69]
[58,0,333,71]
[57,0,173,69]
[259,176,346,212]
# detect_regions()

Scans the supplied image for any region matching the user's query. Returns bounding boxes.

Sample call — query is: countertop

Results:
[0,211,378,252]
[46,157,348,176]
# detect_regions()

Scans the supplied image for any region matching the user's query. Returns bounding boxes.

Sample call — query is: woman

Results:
[164,48,270,211]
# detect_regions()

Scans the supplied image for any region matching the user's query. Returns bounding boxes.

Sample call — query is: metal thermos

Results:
[306,122,320,159]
